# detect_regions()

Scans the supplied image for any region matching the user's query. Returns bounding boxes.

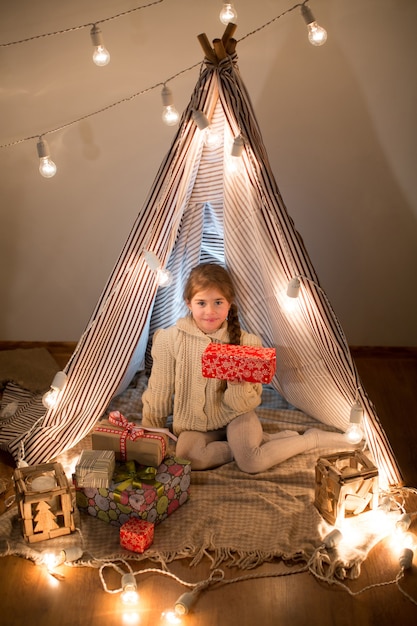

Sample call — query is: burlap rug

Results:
[0,347,59,393]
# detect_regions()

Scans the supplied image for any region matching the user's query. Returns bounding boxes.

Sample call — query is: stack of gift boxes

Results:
[74,411,191,553]
[73,344,276,553]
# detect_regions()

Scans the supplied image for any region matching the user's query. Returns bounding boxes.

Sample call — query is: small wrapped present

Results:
[120,518,154,553]
[75,449,115,488]
[92,411,170,468]
[202,343,276,384]
[74,456,191,527]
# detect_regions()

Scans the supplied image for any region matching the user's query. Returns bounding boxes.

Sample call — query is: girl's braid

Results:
[227,303,242,345]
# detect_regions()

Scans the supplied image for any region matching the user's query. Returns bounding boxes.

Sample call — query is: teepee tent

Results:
[1,26,402,486]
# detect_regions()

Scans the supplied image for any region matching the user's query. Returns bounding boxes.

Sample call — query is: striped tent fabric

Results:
[0,50,402,486]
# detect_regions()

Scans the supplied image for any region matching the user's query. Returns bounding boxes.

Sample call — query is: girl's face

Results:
[187,287,231,334]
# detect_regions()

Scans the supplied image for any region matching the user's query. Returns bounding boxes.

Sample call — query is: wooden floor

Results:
[0,345,416,626]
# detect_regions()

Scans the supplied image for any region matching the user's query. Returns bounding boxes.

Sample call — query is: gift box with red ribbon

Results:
[74,456,191,527]
[120,518,154,553]
[202,343,276,384]
[92,411,171,468]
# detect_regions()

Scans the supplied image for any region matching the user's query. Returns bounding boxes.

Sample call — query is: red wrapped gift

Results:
[120,518,154,553]
[202,343,276,384]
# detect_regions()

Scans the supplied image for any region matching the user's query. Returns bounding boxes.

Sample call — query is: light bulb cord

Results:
[0,0,166,47]
[1,1,312,149]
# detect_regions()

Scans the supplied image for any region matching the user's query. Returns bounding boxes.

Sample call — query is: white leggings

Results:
[175,411,353,473]
[175,411,307,473]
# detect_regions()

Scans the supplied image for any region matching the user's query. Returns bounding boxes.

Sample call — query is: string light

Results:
[301,3,327,47]
[161,84,180,126]
[0,1,324,154]
[226,134,244,174]
[192,110,222,150]
[323,528,343,549]
[219,3,238,25]
[345,402,364,444]
[286,276,301,299]
[90,24,111,66]
[121,573,139,605]
[42,371,68,409]
[37,137,57,178]
[41,546,83,571]
[0,0,166,48]
[396,513,412,533]
[143,250,173,287]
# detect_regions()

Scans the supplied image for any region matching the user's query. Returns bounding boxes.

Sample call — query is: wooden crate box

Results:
[14,462,75,543]
[314,450,379,525]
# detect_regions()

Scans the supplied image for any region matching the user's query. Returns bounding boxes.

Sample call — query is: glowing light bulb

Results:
[144,250,161,271]
[161,588,201,624]
[90,24,110,66]
[192,110,222,151]
[41,546,83,571]
[301,4,327,47]
[37,138,57,178]
[282,278,301,313]
[42,371,68,409]
[144,251,172,287]
[161,610,183,625]
[220,3,237,25]
[122,611,140,625]
[307,22,327,46]
[345,402,363,444]
[156,268,173,287]
[161,85,180,126]
[228,134,244,174]
[204,128,222,150]
[121,574,139,605]
[345,422,362,444]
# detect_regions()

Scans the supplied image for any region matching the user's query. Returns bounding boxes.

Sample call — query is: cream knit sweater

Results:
[141,315,263,435]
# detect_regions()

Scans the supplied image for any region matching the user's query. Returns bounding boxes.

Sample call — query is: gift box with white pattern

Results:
[120,518,154,553]
[202,343,276,384]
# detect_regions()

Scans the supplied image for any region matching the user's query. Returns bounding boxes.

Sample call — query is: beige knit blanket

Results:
[0,379,390,578]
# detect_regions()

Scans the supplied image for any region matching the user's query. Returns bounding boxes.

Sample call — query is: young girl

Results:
[141,263,355,473]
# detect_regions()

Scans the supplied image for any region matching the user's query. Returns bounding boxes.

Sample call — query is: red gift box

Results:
[120,517,154,553]
[202,343,276,384]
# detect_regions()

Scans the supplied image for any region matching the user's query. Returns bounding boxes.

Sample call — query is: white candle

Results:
[30,474,58,511]
[30,475,57,491]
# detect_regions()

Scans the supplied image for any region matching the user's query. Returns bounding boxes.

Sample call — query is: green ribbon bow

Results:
[113,460,161,501]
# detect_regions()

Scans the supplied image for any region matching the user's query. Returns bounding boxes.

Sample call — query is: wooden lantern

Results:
[314,450,379,525]
[14,462,75,543]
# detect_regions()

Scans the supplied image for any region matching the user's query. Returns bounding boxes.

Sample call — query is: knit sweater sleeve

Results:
[141,328,175,429]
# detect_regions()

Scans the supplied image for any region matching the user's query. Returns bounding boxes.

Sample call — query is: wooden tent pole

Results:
[197,33,217,63]
[198,23,238,64]
[213,38,227,61]
[221,22,237,45]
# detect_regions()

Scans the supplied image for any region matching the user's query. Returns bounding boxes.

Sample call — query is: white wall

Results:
[0,0,416,345]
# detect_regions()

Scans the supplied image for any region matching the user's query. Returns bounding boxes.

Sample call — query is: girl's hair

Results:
[183,263,242,344]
